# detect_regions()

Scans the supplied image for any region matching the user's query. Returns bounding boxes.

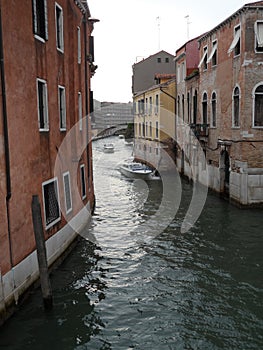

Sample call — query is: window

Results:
[177,96,180,119]
[145,122,148,137]
[202,92,208,124]
[157,57,161,63]
[193,90,198,124]
[187,92,191,123]
[77,26,81,63]
[177,64,181,83]
[63,172,72,214]
[198,46,208,70]
[255,21,263,52]
[182,94,185,121]
[253,84,263,127]
[155,95,159,114]
[165,57,169,63]
[145,98,148,114]
[80,164,86,199]
[232,86,240,127]
[181,62,186,80]
[149,96,152,115]
[42,178,60,229]
[55,3,64,51]
[33,0,48,41]
[207,40,217,66]
[155,121,159,139]
[228,25,240,56]
[58,85,66,130]
[211,92,217,127]
[37,78,49,131]
[78,92,82,130]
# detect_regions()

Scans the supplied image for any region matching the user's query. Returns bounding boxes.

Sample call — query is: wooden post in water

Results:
[31,195,53,310]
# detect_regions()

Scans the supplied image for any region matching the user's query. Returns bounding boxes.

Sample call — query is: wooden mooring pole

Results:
[31,195,53,310]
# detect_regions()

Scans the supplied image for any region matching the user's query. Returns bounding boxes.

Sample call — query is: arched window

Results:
[187,92,191,123]
[177,95,180,119]
[211,92,217,127]
[202,92,208,124]
[182,94,185,122]
[253,84,263,127]
[193,90,198,124]
[233,86,240,127]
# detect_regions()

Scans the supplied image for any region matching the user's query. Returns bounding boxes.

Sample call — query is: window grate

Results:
[43,180,60,227]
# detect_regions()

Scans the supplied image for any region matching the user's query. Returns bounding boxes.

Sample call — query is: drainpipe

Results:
[0,5,13,268]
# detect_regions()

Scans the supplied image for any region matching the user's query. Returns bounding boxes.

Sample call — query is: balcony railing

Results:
[190,123,209,139]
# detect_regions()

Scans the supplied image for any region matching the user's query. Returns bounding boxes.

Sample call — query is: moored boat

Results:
[103,143,115,153]
[119,160,160,181]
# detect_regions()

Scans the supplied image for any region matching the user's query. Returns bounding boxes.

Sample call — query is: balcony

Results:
[190,123,209,140]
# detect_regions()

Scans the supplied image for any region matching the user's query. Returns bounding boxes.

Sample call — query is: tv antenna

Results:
[185,15,191,40]
[156,16,161,50]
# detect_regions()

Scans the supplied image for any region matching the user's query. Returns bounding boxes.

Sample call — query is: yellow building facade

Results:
[133,76,176,171]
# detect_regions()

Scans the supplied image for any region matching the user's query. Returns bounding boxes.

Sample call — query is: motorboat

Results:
[119,161,161,181]
[103,143,114,153]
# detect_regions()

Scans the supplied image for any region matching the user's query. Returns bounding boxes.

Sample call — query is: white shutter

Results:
[198,48,208,68]
[62,88,66,128]
[44,0,48,40]
[44,83,49,129]
[228,27,240,54]
[33,0,37,34]
[77,27,81,64]
[255,21,263,48]
[207,42,218,63]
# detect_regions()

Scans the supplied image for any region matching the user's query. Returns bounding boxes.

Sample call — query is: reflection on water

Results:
[0,136,262,350]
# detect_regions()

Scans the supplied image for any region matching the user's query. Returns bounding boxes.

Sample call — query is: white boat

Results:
[119,161,155,180]
[103,143,114,153]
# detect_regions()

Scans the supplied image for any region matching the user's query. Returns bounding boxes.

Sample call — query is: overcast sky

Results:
[88,0,249,103]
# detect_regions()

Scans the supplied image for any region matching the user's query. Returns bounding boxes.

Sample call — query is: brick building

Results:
[0,0,97,322]
[177,1,263,205]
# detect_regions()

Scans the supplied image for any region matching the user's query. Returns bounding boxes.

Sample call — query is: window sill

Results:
[34,35,46,43]
[60,128,67,132]
[57,47,64,54]
[65,208,73,215]
[231,126,240,129]
[39,128,49,132]
[45,217,61,230]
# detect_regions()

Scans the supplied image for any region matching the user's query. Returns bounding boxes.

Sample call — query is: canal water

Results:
[0,136,263,350]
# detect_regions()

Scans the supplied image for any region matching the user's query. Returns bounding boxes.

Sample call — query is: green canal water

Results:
[0,136,262,349]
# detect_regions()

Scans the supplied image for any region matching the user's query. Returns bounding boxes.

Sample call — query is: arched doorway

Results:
[220,150,230,195]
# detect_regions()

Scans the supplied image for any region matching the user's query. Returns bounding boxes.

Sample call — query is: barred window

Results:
[42,178,60,229]
[58,85,66,130]
[233,86,240,127]
[211,92,217,127]
[80,164,86,199]
[63,172,72,214]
